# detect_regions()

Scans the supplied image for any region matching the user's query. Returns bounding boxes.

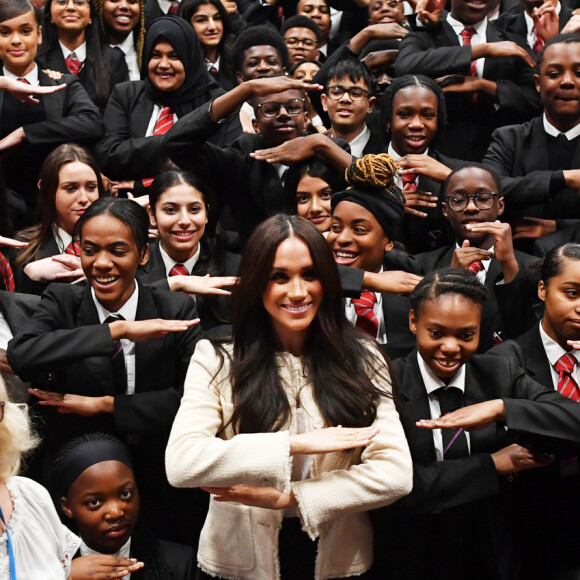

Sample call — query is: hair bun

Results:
[346,153,398,190]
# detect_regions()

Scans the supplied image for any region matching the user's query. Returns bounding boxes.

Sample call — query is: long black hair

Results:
[217,214,391,434]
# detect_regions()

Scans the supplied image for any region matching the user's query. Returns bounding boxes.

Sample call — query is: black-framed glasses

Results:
[256,98,306,118]
[284,37,317,48]
[445,192,498,211]
[54,0,89,5]
[326,85,369,101]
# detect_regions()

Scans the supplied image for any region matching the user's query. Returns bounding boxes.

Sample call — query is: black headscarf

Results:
[142,16,221,108]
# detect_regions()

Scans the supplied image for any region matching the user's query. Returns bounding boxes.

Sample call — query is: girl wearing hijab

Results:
[95,16,242,198]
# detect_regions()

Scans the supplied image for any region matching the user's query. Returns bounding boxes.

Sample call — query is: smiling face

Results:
[327,200,393,272]
[54,161,100,235]
[149,182,208,264]
[450,0,488,25]
[368,0,406,25]
[81,214,148,312]
[191,3,223,49]
[103,0,140,42]
[410,294,481,380]
[297,0,331,43]
[50,0,92,34]
[61,461,140,554]
[252,89,306,147]
[296,173,333,232]
[321,75,375,139]
[536,42,580,133]
[442,167,504,247]
[262,236,323,353]
[237,45,284,82]
[0,9,42,77]
[539,259,580,349]
[390,85,438,156]
[147,40,186,92]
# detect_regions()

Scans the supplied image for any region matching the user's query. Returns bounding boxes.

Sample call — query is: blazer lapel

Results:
[132,90,156,138]
[39,70,65,120]
[526,117,550,172]
[134,283,162,393]
[522,326,553,387]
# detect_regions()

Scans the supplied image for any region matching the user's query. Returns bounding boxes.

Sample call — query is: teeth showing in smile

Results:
[284,304,310,312]
[336,251,357,259]
[96,277,117,284]
[437,359,459,368]
[174,231,193,237]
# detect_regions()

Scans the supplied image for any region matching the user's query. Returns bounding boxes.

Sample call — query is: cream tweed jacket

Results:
[166,339,412,580]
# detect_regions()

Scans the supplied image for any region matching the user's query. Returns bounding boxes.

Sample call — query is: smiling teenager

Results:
[7,197,204,545]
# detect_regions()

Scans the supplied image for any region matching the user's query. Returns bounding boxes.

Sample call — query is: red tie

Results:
[65,239,81,256]
[16,78,29,84]
[468,260,484,275]
[65,52,82,75]
[402,174,417,191]
[168,1,179,14]
[554,353,580,402]
[0,252,15,292]
[169,264,188,277]
[351,291,379,339]
[142,107,174,187]
[533,30,545,55]
[460,27,478,77]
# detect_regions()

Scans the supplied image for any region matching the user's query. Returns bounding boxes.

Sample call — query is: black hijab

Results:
[142,16,222,108]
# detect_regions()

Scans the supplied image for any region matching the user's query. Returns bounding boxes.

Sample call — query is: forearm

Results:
[312,134,353,171]
[209,83,253,122]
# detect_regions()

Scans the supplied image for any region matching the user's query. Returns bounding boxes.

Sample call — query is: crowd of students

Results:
[0,0,580,576]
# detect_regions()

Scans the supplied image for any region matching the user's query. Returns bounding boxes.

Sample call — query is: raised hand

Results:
[416,399,506,431]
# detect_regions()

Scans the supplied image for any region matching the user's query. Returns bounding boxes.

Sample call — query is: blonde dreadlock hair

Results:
[94,0,146,69]
[346,153,403,202]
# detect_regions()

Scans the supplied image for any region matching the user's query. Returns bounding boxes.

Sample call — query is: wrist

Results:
[501,257,519,284]
[494,399,506,422]
[348,29,370,54]
[98,396,115,414]
[286,489,298,508]
[109,320,126,341]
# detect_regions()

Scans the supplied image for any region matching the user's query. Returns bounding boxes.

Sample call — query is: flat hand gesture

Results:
[201,485,295,510]
[247,77,322,98]
[110,318,200,342]
[398,154,452,182]
[491,443,553,475]
[251,134,323,164]
[512,217,557,240]
[71,554,144,579]
[416,399,505,431]
[403,188,437,218]
[29,389,112,416]
[0,76,65,104]
[289,425,379,455]
[170,274,239,295]
[0,235,27,248]
[364,270,423,294]
[450,239,493,270]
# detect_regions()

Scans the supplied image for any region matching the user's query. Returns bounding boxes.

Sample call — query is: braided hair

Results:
[410,267,489,316]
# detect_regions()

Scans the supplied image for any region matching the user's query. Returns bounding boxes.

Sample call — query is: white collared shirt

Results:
[417,351,471,460]
[539,320,580,390]
[159,242,201,277]
[343,125,371,159]
[345,267,387,344]
[388,141,430,189]
[113,32,140,81]
[524,3,561,50]
[205,56,220,72]
[53,225,73,254]
[157,0,180,13]
[91,283,139,395]
[3,64,39,86]
[145,105,179,137]
[446,14,487,78]
[543,113,580,140]
[80,538,132,578]
[59,40,87,64]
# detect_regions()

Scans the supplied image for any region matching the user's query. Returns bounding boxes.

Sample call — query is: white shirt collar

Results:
[91,282,139,323]
[59,40,87,62]
[158,241,201,277]
[3,64,39,86]
[53,225,73,254]
[205,56,220,71]
[539,318,572,368]
[543,113,580,140]
[115,32,135,55]
[157,0,179,12]
[446,14,487,38]
[346,125,371,159]
[417,350,467,396]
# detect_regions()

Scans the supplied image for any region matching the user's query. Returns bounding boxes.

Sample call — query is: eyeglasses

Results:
[284,37,317,48]
[445,192,498,211]
[256,98,306,118]
[0,402,27,423]
[326,84,369,101]
[54,0,89,6]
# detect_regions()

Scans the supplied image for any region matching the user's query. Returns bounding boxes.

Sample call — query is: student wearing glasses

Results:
[386,164,537,352]
[164,75,352,246]
[281,15,321,67]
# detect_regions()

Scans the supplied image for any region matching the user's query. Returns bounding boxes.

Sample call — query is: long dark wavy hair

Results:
[217,214,391,434]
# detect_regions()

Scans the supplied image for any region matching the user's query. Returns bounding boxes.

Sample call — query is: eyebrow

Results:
[83,240,130,248]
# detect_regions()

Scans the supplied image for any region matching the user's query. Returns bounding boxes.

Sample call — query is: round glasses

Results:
[256,98,306,118]
[326,85,369,101]
[445,192,498,211]
[54,0,90,5]
[284,37,317,48]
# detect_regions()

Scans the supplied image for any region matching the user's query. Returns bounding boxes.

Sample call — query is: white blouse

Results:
[0,476,80,580]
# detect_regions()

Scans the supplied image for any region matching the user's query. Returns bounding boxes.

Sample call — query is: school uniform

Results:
[0,66,103,223]
[137,239,241,334]
[490,325,580,579]
[394,17,542,161]
[37,42,129,111]
[384,245,538,351]
[374,350,580,580]
[483,115,580,228]
[7,281,205,546]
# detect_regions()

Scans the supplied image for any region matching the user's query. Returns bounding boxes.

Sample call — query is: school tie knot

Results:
[533,30,545,55]
[436,385,463,414]
[65,52,82,75]
[554,353,580,402]
[142,108,175,187]
[461,27,476,45]
[168,1,179,14]
[16,78,30,85]
[468,260,484,275]
[351,291,379,338]
[169,263,189,277]
[64,239,81,256]
[401,174,417,191]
